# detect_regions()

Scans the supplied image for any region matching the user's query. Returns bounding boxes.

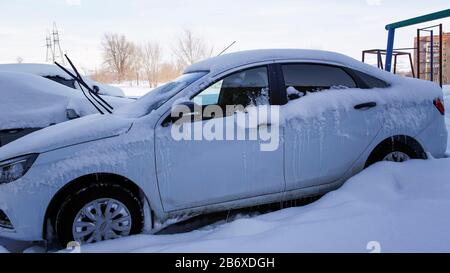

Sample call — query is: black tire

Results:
[55,182,144,247]
[365,139,426,168]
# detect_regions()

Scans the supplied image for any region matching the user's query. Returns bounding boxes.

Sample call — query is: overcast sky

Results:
[0,0,449,71]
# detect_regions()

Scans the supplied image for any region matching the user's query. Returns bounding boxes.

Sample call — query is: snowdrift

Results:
[74,157,450,253]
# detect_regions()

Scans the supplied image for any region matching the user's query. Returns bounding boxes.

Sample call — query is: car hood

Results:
[0,114,133,161]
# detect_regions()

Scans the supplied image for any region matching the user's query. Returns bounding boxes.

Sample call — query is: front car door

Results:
[280,63,383,190]
[154,65,285,212]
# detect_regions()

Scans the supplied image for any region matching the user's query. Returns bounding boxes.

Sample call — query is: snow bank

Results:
[73,157,450,253]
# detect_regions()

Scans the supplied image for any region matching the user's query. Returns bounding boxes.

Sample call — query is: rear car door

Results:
[280,63,383,190]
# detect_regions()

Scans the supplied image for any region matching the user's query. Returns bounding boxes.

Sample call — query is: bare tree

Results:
[173,29,213,68]
[129,46,143,86]
[158,61,183,83]
[141,41,162,88]
[101,33,136,82]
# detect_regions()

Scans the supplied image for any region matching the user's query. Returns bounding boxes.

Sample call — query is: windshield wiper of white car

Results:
[55,55,113,114]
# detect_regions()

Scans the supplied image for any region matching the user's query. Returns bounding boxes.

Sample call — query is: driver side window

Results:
[192,66,270,109]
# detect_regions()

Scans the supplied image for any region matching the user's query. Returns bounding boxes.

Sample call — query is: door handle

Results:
[354,102,377,110]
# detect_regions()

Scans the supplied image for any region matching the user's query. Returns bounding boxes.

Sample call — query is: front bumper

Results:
[0,162,57,241]
[0,184,47,241]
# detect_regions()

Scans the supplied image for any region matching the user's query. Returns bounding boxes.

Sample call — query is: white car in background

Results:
[0,63,125,98]
[0,70,132,147]
[0,49,446,246]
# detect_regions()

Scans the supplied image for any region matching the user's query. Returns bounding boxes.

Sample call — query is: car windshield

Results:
[114,71,207,118]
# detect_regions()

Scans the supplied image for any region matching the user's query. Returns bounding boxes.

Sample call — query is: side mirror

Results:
[93,85,100,94]
[168,101,201,125]
[66,109,80,120]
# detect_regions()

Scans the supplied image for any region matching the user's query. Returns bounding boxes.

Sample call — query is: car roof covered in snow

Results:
[0,63,75,79]
[0,63,125,97]
[184,49,393,81]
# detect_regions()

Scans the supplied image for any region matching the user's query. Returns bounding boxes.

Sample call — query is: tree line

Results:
[92,29,213,87]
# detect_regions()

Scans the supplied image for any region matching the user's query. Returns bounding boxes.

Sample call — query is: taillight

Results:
[433,98,445,115]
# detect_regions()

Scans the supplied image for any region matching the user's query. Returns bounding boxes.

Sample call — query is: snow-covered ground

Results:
[1,85,450,253]
[76,158,450,253]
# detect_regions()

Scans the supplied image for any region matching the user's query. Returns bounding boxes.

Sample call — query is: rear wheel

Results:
[55,183,144,246]
[382,151,411,162]
[365,138,425,167]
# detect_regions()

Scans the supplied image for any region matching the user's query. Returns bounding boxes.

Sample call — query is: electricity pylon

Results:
[45,31,54,63]
[51,22,65,65]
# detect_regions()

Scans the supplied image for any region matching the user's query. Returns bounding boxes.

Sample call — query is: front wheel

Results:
[55,183,144,246]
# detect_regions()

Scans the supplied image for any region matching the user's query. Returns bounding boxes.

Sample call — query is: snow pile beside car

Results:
[0,71,130,130]
[74,157,450,253]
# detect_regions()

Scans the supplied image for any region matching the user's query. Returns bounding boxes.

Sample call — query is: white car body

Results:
[0,49,446,243]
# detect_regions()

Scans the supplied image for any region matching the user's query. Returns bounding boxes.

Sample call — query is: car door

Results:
[154,66,285,211]
[280,63,383,190]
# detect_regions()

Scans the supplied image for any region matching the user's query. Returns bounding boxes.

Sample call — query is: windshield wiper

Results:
[55,55,113,114]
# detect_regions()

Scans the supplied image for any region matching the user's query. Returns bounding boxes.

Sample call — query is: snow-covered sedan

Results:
[0,49,446,246]
[0,70,132,147]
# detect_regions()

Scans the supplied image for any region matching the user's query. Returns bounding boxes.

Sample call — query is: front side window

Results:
[192,66,270,108]
[282,64,356,100]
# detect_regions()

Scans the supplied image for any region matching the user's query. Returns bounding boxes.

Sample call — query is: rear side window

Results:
[351,70,389,88]
[282,64,356,100]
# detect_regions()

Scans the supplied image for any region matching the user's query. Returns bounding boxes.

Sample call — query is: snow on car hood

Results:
[0,114,133,161]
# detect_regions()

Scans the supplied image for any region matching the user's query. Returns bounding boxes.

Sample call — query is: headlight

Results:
[0,154,38,185]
